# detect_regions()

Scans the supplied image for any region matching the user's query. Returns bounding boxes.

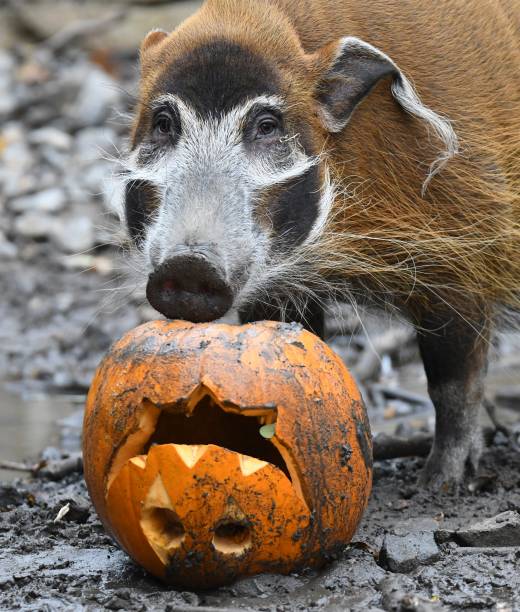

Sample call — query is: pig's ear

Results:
[140,29,168,55]
[314,36,458,191]
[314,37,399,133]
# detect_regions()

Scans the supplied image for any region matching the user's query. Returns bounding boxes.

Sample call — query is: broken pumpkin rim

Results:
[105,383,310,511]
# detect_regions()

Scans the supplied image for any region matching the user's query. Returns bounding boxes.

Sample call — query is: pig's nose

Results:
[146,254,233,322]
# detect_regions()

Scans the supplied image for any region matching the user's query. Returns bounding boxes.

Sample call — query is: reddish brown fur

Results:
[135,0,520,327]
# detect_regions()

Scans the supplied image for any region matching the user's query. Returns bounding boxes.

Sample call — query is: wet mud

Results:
[1,439,519,611]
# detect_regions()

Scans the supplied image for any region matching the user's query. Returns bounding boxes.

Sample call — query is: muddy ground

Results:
[1,441,519,612]
[1,3,520,611]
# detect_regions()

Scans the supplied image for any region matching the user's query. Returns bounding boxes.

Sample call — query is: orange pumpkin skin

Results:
[83,320,372,588]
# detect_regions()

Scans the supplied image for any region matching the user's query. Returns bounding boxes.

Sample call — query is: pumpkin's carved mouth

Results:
[106,384,307,509]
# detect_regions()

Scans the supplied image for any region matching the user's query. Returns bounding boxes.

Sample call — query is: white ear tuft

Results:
[318,36,459,193]
[390,74,459,195]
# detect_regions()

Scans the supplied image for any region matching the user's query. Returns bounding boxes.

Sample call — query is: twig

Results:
[371,384,433,408]
[1,454,83,480]
[450,546,520,555]
[373,427,496,461]
[0,460,39,473]
[37,453,83,480]
[373,432,433,461]
[354,328,415,382]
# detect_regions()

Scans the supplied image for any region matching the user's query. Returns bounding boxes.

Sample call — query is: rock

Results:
[379,518,441,573]
[0,231,17,260]
[28,127,72,151]
[495,386,520,412]
[455,511,520,547]
[79,161,115,196]
[9,1,202,53]
[75,127,118,162]
[59,495,91,524]
[9,188,67,214]
[68,66,121,127]
[379,576,443,612]
[13,212,57,238]
[319,548,386,595]
[0,50,16,118]
[13,209,95,253]
[0,123,35,197]
[50,215,95,253]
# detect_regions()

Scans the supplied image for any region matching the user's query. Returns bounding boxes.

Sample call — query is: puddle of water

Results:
[0,388,82,481]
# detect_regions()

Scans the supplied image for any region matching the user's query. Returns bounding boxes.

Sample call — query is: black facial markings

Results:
[125,180,160,244]
[153,39,281,116]
[270,165,321,247]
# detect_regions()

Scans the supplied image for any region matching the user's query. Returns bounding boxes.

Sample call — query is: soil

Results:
[1,440,520,612]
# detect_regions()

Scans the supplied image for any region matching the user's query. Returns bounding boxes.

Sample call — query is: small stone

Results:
[79,161,114,195]
[51,216,95,253]
[68,67,121,128]
[0,123,33,175]
[74,127,118,163]
[13,212,56,238]
[9,188,67,213]
[28,127,72,151]
[60,495,91,524]
[455,511,520,547]
[17,61,50,85]
[0,51,15,118]
[0,231,17,259]
[379,518,441,573]
[180,591,200,606]
[379,576,441,612]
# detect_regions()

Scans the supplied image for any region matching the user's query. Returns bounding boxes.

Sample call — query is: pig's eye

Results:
[155,113,172,135]
[255,114,281,139]
[151,106,181,144]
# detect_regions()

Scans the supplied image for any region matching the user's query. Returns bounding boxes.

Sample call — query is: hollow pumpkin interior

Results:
[106,387,308,511]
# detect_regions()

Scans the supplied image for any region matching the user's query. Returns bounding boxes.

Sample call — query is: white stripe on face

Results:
[116,94,333,311]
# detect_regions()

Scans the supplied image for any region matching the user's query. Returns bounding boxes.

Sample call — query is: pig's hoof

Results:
[419,437,483,492]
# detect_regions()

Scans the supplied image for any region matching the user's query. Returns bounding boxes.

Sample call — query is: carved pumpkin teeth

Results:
[172,444,207,468]
[129,456,146,470]
[106,392,297,500]
[238,455,268,476]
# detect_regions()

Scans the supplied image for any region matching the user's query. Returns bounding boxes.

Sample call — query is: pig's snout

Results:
[146,254,233,322]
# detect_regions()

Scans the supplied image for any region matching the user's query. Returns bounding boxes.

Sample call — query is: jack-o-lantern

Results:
[83,320,372,589]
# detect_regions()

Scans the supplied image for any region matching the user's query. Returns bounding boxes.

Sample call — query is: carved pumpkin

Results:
[83,320,372,589]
